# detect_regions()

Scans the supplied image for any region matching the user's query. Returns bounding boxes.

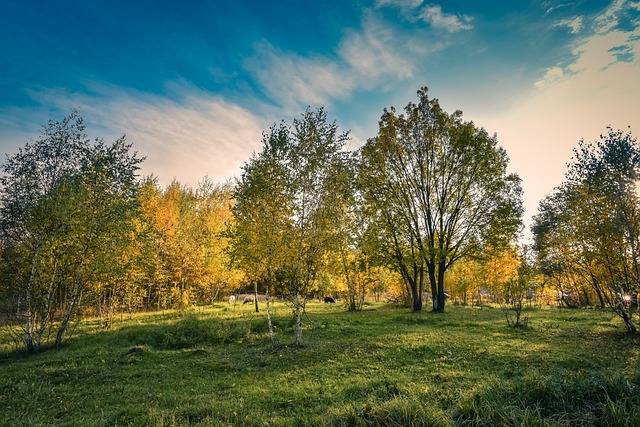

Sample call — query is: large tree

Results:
[360,87,523,312]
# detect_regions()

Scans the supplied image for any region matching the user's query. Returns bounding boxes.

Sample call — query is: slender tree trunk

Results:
[56,290,79,347]
[340,245,357,311]
[254,280,259,313]
[412,266,423,312]
[25,244,41,353]
[56,241,89,347]
[294,289,303,346]
[35,256,58,351]
[265,283,278,348]
[105,288,113,329]
[618,305,637,333]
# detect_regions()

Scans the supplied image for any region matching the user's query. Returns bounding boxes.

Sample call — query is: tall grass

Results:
[1,303,638,426]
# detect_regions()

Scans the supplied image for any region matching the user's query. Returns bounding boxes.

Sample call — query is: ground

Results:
[1,302,639,426]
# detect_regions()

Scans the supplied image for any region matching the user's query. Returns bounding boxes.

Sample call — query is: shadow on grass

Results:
[2,304,640,426]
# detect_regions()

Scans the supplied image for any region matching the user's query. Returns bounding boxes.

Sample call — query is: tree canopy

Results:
[359,87,523,312]
[533,127,640,332]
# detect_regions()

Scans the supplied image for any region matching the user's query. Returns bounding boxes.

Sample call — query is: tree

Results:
[0,110,143,351]
[501,245,535,328]
[360,87,523,312]
[230,107,351,346]
[533,128,640,332]
[137,178,240,312]
[286,108,351,344]
[229,122,294,347]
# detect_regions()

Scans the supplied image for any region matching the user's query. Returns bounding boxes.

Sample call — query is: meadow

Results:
[1,302,639,426]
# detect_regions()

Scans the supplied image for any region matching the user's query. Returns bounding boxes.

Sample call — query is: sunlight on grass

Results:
[1,303,639,426]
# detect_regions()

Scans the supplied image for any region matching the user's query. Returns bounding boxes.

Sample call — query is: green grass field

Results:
[1,302,639,426]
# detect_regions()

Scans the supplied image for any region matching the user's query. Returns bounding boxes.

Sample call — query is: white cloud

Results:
[375,0,423,8]
[245,12,432,113]
[594,0,628,33]
[376,1,473,33]
[245,42,354,113]
[23,85,265,188]
[418,5,473,33]
[339,13,417,81]
[544,2,576,15]
[555,16,583,34]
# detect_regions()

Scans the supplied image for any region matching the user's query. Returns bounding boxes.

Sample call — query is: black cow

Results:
[324,296,335,303]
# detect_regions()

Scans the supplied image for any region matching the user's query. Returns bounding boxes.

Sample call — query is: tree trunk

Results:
[35,256,58,351]
[24,244,41,353]
[56,291,79,347]
[428,262,438,311]
[294,290,303,346]
[254,280,259,313]
[340,245,357,311]
[98,295,103,329]
[618,306,637,333]
[265,284,278,348]
[435,261,446,313]
[56,241,89,347]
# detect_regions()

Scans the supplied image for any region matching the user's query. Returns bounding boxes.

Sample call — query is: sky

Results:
[1,0,639,239]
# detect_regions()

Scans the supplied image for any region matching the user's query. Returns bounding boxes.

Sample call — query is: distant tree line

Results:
[1,87,637,352]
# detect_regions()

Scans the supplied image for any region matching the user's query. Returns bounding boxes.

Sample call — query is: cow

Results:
[243,295,255,305]
[324,296,336,303]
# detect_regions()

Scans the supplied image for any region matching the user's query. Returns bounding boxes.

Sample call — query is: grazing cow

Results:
[243,295,255,305]
[324,296,335,303]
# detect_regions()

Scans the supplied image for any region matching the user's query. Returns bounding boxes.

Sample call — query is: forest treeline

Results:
[1,88,638,351]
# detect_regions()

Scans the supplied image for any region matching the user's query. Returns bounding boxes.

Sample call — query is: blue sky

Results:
[1,0,639,236]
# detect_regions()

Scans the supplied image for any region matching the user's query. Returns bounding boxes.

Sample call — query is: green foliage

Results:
[0,110,144,351]
[1,303,639,426]
[533,127,640,332]
[136,178,239,312]
[359,87,523,313]
[229,107,352,346]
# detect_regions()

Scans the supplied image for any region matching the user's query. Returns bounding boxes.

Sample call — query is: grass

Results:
[1,303,639,426]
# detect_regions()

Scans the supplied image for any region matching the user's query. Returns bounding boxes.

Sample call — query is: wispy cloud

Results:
[543,2,576,15]
[245,13,426,113]
[418,5,473,33]
[536,0,639,88]
[594,0,628,33]
[534,66,566,88]
[375,0,423,8]
[376,1,473,33]
[245,42,353,113]
[24,84,265,187]
[339,13,417,81]
[244,6,455,112]
[554,16,583,34]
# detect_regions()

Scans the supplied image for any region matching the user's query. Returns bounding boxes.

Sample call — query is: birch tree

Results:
[229,122,294,347]
[230,107,350,346]
[0,110,143,351]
